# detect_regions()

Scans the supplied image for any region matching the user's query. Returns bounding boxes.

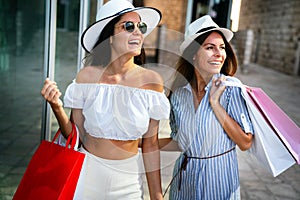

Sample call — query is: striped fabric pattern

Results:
[169,75,253,200]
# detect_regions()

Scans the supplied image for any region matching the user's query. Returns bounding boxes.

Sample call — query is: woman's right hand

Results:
[209,76,226,108]
[41,78,63,108]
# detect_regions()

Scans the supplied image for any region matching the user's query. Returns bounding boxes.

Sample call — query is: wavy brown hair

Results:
[171,30,238,92]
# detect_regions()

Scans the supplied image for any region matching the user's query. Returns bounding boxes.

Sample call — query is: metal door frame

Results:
[41,0,91,141]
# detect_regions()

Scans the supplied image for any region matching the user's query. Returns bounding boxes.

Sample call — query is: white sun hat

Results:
[81,0,161,53]
[180,15,234,53]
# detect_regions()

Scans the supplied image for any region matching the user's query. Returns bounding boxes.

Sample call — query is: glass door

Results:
[0,0,47,198]
[0,0,93,198]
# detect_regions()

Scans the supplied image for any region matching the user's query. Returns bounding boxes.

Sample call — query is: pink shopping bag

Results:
[223,78,297,176]
[247,87,300,164]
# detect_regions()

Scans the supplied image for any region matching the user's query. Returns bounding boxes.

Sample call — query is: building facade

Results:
[237,0,300,75]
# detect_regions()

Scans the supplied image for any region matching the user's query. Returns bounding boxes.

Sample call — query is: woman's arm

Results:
[71,109,86,142]
[140,136,180,151]
[159,138,181,151]
[41,78,73,138]
[142,119,163,200]
[209,77,253,151]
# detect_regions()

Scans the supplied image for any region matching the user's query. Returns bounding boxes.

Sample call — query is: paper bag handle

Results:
[52,122,77,149]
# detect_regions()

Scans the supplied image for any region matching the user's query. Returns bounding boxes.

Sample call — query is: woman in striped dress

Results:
[160,15,254,200]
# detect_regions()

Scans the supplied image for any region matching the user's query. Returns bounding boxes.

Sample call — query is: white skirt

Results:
[73,147,144,200]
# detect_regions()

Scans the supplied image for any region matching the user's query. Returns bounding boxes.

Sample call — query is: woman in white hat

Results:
[160,15,254,199]
[41,0,169,199]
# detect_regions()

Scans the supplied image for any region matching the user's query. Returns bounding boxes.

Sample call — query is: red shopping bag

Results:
[13,123,85,200]
[247,87,300,164]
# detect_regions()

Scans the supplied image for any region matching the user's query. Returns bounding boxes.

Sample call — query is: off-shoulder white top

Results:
[64,81,170,140]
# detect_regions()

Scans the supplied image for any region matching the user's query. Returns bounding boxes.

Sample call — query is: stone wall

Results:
[238,0,300,75]
[231,29,254,73]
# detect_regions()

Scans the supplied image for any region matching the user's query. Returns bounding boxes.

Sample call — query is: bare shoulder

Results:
[141,67,164,83]
[138,66,164,92]
[76,66,104,83]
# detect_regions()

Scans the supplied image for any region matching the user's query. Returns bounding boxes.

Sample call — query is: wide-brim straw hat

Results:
[180,15,234,53]
[81,0,161,53]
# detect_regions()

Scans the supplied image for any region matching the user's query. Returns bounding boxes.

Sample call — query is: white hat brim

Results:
[81,7,161,53]
[179,27,234,53]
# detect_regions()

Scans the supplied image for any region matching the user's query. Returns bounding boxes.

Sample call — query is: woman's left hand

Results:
[209,76,226,107]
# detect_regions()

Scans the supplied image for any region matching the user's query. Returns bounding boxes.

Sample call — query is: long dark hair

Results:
[171,30,238,92]
[83,15,145,67]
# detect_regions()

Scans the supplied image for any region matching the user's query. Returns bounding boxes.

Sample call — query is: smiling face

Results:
[193,31,227,80]
[110,12,144,59]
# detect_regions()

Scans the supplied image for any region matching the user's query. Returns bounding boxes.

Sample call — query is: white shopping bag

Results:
[245,93,295,177]
[223,79,296,177]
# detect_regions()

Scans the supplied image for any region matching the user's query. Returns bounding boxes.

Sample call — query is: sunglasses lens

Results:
[138,22,147,34]
[123,21,147,34]
[124,22,135,33]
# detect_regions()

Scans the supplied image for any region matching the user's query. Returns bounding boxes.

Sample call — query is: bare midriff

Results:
[83,133,139,160]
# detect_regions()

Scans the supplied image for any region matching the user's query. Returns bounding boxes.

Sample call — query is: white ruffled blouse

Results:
[63,81,170,140]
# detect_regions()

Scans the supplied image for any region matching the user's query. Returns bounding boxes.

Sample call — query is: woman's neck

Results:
[107,56,136,75]
[192,70,212,92]
[191,76,206,93]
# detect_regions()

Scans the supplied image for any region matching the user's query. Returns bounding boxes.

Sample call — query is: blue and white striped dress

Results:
[169,75,254,200]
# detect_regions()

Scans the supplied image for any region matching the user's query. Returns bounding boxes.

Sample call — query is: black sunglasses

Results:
[119,21,148,34]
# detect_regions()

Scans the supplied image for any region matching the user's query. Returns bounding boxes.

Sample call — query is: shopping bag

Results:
[223,80,296,177]
[13,123,85,200]
[247,87,300,164]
